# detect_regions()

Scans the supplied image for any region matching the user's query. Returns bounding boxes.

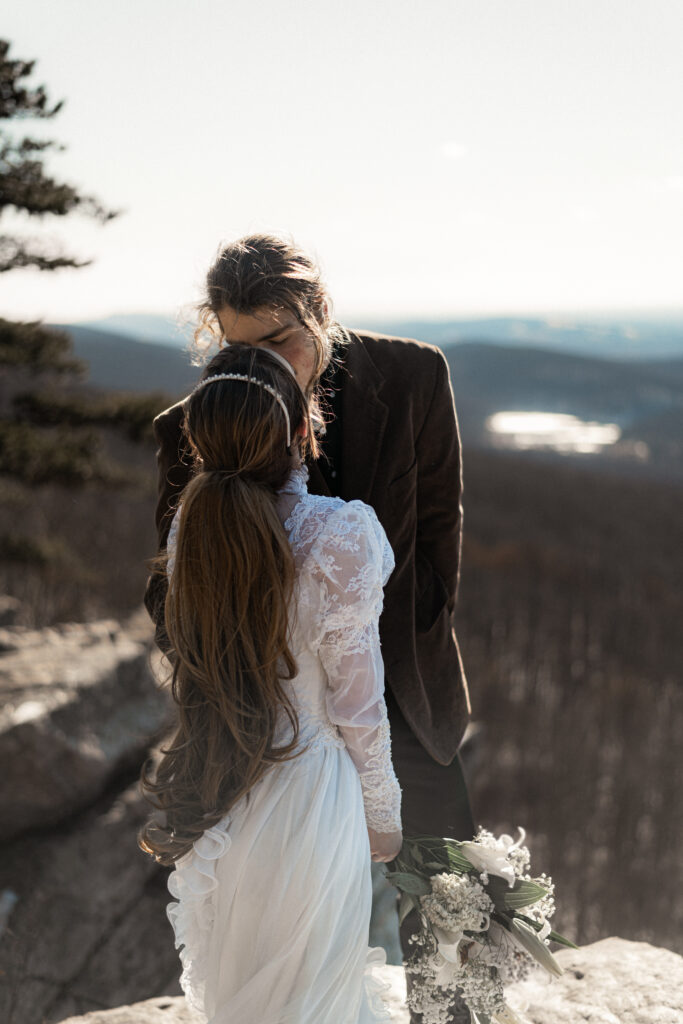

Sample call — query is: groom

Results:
[145,293,474,1020]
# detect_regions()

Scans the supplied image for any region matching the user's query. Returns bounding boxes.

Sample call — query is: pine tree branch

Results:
[0,39,62,120]
[0,139,117,220]
[0,235,91,273]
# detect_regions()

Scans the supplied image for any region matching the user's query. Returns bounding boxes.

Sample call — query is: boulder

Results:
[0,781,180,1024]
[51,938,683,1024]
[0,610,171,839]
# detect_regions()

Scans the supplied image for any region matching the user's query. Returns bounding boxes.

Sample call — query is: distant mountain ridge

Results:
[77,311,683,360]
[443,342,683,477]
[57,323,683,480]
[55,324,197,397]
[360,314,683,360]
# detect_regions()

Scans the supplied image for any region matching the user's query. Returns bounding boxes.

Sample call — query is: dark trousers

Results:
[386,690,475,1023]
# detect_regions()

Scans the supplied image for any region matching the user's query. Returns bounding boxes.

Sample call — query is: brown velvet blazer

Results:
[143,330,470,765]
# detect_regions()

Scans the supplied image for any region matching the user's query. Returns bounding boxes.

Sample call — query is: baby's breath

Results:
[421,873,494,935]
[391,830,567,1024]
[457,960,505,1016]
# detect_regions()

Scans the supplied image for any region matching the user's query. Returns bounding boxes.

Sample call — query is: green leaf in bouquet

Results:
[405,835,446,847]
[485,876,549,911]
[384,871,431,896]
[403,835,470,873]
[445,845,474,873]
[548,929,578,949]
[406,835,458,854]
[508,918,564,978]
[513,912,578,950]
[398,891,416,925]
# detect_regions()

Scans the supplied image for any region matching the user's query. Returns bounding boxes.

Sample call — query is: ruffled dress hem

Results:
[167,823,231,1019]
[166,818,394,1023]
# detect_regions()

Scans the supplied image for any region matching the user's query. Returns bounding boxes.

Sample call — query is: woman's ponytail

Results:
[140,347,315,864]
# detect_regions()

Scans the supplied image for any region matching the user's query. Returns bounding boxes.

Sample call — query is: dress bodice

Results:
[166,465,401,834]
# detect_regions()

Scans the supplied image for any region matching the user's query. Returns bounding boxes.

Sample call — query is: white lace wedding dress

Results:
[164,466,402,1024]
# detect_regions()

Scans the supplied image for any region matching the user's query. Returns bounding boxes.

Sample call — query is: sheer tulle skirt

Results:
[167,739,392,1024]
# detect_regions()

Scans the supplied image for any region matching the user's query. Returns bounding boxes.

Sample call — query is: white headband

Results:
[192,373,292,447]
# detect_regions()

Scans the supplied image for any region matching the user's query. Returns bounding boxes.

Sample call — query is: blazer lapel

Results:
[340,335,389,502]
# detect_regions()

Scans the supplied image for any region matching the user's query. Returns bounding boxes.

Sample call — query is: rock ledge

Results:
[54,937,683,1024]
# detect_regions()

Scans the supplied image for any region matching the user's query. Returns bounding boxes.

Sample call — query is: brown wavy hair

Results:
[190,233,349,385]
[139,346,318,865]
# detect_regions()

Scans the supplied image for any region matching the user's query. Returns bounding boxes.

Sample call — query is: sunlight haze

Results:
[2,0,682,323]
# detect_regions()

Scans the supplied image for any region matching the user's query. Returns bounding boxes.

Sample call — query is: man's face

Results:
[217,305,318,392]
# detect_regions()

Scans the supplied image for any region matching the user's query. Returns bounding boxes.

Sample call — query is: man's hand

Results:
[368,826,403,863]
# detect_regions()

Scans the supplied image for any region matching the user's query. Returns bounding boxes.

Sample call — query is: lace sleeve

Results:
[308,502,402,834]
[166,506,181,582]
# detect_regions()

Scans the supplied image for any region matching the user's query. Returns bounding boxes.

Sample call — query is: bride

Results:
[140,343,403,1023]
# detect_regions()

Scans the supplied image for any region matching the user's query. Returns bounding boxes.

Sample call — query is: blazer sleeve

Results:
[414,347,463,615]
[143,403,192,653]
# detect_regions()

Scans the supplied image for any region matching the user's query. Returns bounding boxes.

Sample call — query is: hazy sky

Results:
[2,0,682,323]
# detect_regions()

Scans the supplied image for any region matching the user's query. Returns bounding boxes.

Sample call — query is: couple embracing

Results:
[141,234,474,1023]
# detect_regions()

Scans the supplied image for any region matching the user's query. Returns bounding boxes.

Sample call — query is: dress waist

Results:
[275,703,346,754]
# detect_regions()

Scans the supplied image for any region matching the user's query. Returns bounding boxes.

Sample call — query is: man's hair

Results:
[192,234,348,385]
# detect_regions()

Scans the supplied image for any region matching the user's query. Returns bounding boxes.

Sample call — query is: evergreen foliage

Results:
[0,38,117,273]
[0,39,142,495]
[0,419,112,486]
[13,387,169,443]
[0,317,84,373]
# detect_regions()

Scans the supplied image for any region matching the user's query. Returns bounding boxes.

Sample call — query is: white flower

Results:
[461,828,528,888]
[421,873,494,935]
[432,924,464,964]
[432,948,461,987]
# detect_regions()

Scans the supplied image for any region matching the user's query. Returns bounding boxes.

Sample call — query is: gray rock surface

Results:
[508,936,683,1023]
[0,610,170,839]
[52,938,683,1024]
[53,968,409,1024]
[54,1000,196,1024]
[0,781,180,1024]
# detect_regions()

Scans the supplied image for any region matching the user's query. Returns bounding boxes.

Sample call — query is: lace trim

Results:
[278,463,309,496]
[319,621,379,676]
[166,823,231,1018]
[166,509,180,579]
[283,492,346,553]
[363,946,394,1022]
[358,716,402,834]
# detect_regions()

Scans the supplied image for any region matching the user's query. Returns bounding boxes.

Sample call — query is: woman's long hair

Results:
[139,346,318,865]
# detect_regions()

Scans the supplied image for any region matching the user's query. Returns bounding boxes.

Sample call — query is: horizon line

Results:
[68,305,683,327]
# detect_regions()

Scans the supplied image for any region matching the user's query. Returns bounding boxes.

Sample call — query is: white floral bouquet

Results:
[386,828,575,1024]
